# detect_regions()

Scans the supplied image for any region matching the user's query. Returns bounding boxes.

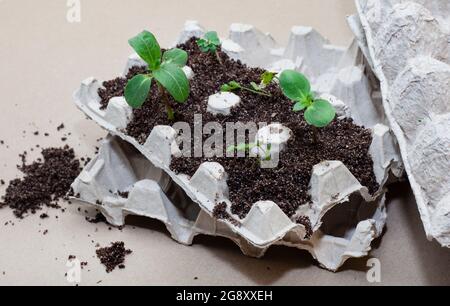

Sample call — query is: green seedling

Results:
[261,71,276,86]
[124,30,190,120]
[227,142,272,161]
[250,71,277,91]
[197,31,223,65]
[279,70,335,142]
[223,71,275,97]
[221,80,272,97]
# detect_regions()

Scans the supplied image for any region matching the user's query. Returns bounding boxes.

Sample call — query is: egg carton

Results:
[350,0,450,247]
[71,21,403,271]
[72,134,389,271]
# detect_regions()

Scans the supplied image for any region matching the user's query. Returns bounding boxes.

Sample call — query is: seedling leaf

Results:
[304,99,336,127]
[279,70,310,102]
[197,31,220,53]
[261,71,275,86]
[228,81,240,88]
[204,31,220,46]
[162,48,188,67]
[221,81,241,92]
[227,143,257,153]
[197,39,213,52]
[124,75,152,108]
[128,31,161,70]
[293,102,307,112]
[221,84,232,92]
[250,82,260,91]
[153,62,190,103]
[236,143,249,151]
[226,145,236,153]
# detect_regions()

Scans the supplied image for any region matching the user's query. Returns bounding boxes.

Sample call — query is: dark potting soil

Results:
[212,202,241,227]
[97,37,379,219]
[296,216,313,239]
[0,146,82,218]
[96,241,132,273]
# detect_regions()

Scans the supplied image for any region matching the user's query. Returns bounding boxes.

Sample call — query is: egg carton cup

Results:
[350,0,450,247]
[72,21,403,271]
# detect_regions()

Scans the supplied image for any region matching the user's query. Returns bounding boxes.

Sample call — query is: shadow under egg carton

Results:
[71,21,403,271]
[351,0,450,247]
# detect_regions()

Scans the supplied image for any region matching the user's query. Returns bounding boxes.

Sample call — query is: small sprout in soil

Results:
[227,142,272,161]
[124,30,190,120]
[221,80,272,97]
[279,70,336,142]
[259,71,277,89]
[251,71,277,91]
[197,31,223,65]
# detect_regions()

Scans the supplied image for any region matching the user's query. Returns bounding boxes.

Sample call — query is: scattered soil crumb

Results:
[96,241,132,273]
[212,202,241,227]
[117,191,129,198]
[85,213,107,224]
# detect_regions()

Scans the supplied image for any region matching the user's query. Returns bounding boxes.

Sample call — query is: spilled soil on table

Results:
[0,146,82,218]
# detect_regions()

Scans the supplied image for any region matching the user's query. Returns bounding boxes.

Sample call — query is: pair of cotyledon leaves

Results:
[125,31,190,108]
[279,70,335,128]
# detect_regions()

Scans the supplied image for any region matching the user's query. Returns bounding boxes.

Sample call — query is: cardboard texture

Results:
[351,0,450,247]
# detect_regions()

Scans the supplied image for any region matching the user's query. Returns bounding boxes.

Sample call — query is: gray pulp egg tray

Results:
[71,21,403,271]
[350,0,450,247]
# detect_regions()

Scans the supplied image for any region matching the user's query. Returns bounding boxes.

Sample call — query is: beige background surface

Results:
[0,0,449,286]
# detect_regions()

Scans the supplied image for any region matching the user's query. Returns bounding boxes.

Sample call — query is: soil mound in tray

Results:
[97,37,379,219]
[0,146,82,218]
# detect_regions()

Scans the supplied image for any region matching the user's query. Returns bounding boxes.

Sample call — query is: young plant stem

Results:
[240,86,272,97]
[215,50,223,66]
[312,126,319,144]
[157,82,175,121]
